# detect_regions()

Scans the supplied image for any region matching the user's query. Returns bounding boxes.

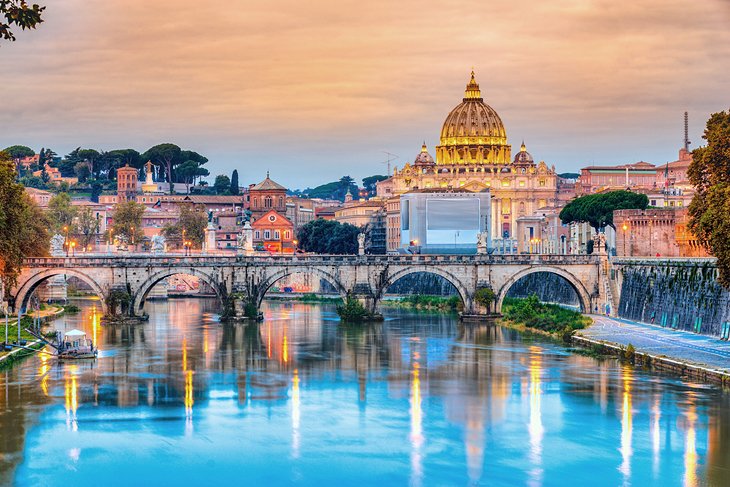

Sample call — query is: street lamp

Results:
[622,223,628,256]
[70,241,77,257]
[64,225,69,256]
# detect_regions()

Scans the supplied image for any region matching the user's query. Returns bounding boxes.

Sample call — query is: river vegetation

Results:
[382,294,461,312]
[501,295,591,340]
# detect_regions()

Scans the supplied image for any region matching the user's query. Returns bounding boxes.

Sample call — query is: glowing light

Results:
[292,369,300,458]
[410,358,423,487]
[651,395,661,477]
[684,398,698,487]
[283,334,289,364]
[619,367,633,481]
[528,346,544,486]
[65,372,79,432]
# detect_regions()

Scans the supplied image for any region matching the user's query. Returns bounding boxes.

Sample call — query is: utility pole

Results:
[381,151,399,176]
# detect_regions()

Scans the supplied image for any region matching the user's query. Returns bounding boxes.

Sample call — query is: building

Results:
[314,207,337,221]
[366,207,387,254]
[247,173,288,221]
[398,189,490,254]
[334,198,385,228]
[577,161,657,195]
[251,210,295,253]
[31,164,78,186]
[377,71,559,243]
[116,165,139,203]
[212,211,242,250]
[385,196,401,253]
[613,208,709,258]
[25,187,53,207]
[655,148,693,190]
[286,196,315,231]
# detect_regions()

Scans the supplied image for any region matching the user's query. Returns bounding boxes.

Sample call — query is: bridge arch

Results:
[13,268,109,315]
[132,268,226,313]
[377,266,472,311]
[257,267,348,307]
[496,266,591,314]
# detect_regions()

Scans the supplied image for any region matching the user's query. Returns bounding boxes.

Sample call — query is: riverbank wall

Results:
[614,258,729,337]
[572,334,730,386]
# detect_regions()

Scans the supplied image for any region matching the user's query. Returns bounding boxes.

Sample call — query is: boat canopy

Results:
[63,329,87,338]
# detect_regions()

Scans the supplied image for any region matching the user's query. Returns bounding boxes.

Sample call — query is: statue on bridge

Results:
[358,233,365,256]
[151,235,166,255]
[477,232,488,255]
[50,234,65,257]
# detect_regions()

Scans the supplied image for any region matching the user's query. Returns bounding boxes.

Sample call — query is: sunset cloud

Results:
[2,0,728,187]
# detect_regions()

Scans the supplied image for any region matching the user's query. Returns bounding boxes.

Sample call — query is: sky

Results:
[2,0,729,189]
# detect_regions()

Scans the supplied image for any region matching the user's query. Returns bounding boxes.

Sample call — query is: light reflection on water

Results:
[0,298,728,486]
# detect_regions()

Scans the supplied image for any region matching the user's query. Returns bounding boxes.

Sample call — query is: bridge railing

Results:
[23,253,601,267]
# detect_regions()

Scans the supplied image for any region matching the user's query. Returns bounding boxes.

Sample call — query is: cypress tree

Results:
[230,169,239,195]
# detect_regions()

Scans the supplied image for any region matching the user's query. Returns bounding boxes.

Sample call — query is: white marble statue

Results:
[151,235,166,254]
[237,231,247,250]
[477,232,488,248]
[357,233,365,255]
[50,234,66,257]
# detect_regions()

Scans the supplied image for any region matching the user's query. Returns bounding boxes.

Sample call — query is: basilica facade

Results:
[377,71,560,246]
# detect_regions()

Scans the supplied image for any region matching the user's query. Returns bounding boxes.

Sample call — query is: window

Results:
[519,181,525,187]
[265,196,272,208]
[285,231,290,239]
[255,231,260,239]
[274,231,280,239]
[264,230,271,239]
[253,198,258,208]
[278,197,284,208]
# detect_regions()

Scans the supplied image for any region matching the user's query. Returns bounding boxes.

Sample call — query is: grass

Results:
[501,295,591,341]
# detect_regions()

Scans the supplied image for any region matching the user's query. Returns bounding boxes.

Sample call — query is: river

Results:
[1,298,728,486]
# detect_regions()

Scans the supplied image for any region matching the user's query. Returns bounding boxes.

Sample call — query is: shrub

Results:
[337,296,370,322]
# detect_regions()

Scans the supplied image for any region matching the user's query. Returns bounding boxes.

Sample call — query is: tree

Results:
[108,201,145,245]
[77,148,100,178]
[0,151,49,291]
[559,190,648,231]
[3,145,34,173]
[474,287,497,313]
[687,109,730,287]
[74,161,91,182]
[142,143,182,192]
[105,149,143,178]
[47,192,78,234]
[297,219,360,254]
[362,175,387,196]
[90,180,103,203]
[178,160,209,193]
[162,203,207,248]
[1,1,45,43]
[305,176,360,201]
[77,207,100,250]
[230,170,239,195]
[213,174,231,195]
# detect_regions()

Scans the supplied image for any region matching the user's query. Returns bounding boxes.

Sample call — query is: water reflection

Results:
[0,299,727,486]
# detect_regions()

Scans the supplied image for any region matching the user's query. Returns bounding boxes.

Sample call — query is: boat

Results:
[54,329,98,359]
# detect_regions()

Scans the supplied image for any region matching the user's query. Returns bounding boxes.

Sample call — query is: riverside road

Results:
[582,315,730,374]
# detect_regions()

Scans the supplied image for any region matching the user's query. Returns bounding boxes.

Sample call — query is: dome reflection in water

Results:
[0,299,728,486]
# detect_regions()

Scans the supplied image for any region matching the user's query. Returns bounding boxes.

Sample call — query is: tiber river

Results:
[0,298,728,486]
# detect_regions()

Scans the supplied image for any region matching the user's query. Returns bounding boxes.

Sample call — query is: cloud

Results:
[2,0,729,186]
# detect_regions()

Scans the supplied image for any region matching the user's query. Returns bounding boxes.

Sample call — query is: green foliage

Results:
[178,161,209,193]
[559,190,648,231]
[389,294,461,311]
[336,296,370,322]
[0,152,49,289]
[243,302,259,319]
[362,175,387,196]
[502,295,591,335]
[47,192,77,234]
[305,176,359,202]
[106,290,131,316]
[474,287,496,312]
[0,1,45,42]
[77,206,100,249]
[213,174,231,195]
[297,218,360,254]
[558,172,580,179]
[63,304,81,314]
[162,203,207,248]
[687,109,730,287]
[230,170,240,195]
[624,343,636,363]
[108,201,145,244]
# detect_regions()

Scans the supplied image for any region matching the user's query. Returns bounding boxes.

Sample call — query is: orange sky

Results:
[2,0,729,187]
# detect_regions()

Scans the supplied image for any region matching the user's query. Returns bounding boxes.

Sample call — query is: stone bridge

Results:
[12,254,607,319]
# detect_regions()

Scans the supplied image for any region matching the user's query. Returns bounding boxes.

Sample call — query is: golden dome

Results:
[436,71,511,165]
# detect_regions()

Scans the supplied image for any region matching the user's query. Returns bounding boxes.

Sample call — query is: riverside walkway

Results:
[580,315,730,376]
